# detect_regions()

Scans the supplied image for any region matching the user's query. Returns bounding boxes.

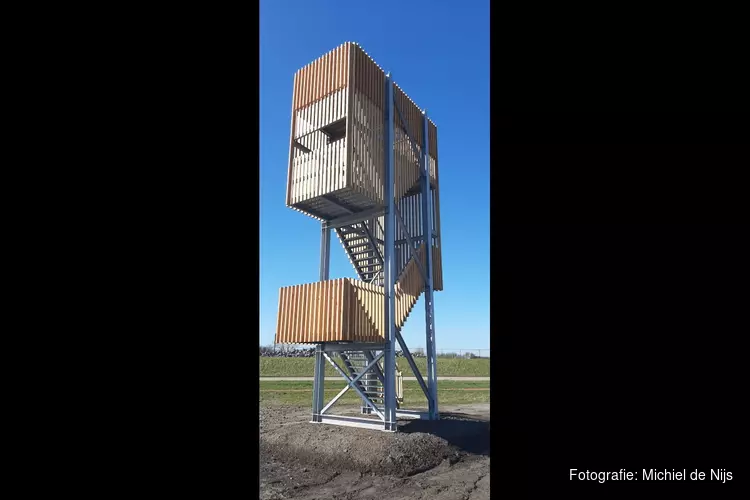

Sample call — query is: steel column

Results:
[312,224,331,422]
[320,224,331,281]
[421,112,438,420]
[312,344,325,422]
[382,73,397,432]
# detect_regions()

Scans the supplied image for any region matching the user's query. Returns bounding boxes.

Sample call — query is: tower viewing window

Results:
[321,118,346,144]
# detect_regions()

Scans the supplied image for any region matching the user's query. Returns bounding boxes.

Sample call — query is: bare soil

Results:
[260,404,490,500]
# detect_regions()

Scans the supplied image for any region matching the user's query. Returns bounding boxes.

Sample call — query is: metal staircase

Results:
[336,221,384,285]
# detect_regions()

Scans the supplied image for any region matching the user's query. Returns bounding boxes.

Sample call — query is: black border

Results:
[493,6,748,499]
[497,224,748,499]
[46,2,748,497]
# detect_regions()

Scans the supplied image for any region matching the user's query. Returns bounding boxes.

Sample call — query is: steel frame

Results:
[309,73,439,431]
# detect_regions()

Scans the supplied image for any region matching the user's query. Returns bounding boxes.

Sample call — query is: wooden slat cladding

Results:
[274,278,386,344]
[343,279,385,342]
[350,44,385,116]
[349,89,384,205]
[275,246,433,344]
[276,279,346,344]
[287,42,352,213]
[285,71,299,207]
[293,43,350,112]
[289,88,349,207]
[394,244,427,328]
[392,84,423,200]
[287,42,441,218]
[393,84,424,150]
[348,44,385,206]
[432,246,443,291]
[380,190,443,292]
[284,42,443,292]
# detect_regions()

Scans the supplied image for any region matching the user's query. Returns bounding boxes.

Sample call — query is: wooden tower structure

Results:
[274,42,442,431]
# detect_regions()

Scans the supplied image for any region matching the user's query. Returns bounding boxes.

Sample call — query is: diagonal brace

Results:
[393,205,428,284]
[339,353,365,392]
[395,329,431,402]
[322,352,385,420]
[363,350,385,385]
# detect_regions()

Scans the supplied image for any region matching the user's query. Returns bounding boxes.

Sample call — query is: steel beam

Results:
[373,408,430,420]
[421,111,438,420]
[382,73,398,432]
[321,194,357,214]
[296,204,329,221]
[324,207,386,230]
[322,342,386,352]
[316,415,392,431]
[395,409,430,420]
[395,235,426,246]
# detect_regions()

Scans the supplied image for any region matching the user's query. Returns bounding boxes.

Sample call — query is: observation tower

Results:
[275,42,443,431]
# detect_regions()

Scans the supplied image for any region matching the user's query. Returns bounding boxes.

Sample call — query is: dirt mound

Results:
[261,424,461,477]
[260,405,490,500]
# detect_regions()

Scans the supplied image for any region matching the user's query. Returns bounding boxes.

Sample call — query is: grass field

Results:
[260,380,490,406]
[260,357,490,378]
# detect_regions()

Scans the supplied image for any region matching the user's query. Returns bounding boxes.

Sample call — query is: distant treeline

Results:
[259,346,485,359]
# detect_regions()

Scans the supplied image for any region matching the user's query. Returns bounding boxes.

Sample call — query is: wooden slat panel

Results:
[291,42,352,112]
[323,280,331,343]
[347,44,387,207]
[392,243,427,329]
[276,279,345,343]
[347,278,385,341]
[276,263,432,343]
[340,278,348,341]
[427,119,442,290]
[283,42,443,302]
[345,43,355,190]
[288,87,350,207]
[433,246,443,291]
[276,288,285,342]
[286,71,299,207]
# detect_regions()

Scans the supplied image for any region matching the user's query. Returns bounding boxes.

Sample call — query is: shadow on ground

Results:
[399,412,490,456]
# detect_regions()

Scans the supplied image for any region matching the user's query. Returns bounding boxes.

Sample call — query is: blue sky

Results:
[260,0,490,351]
